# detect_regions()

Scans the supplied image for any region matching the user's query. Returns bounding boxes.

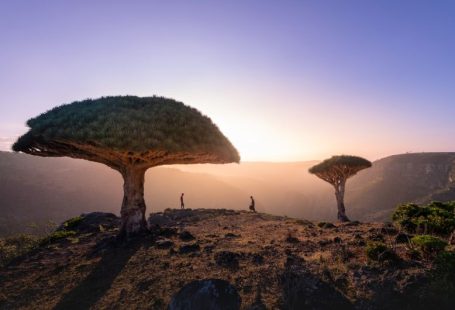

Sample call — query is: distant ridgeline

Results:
[347,153,455,221]
[1,151,455,235]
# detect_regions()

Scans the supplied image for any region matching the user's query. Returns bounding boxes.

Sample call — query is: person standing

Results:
[180,193,185,209]
[249,196,256,212]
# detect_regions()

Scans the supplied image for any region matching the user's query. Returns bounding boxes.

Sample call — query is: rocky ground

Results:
[0,209,453,309]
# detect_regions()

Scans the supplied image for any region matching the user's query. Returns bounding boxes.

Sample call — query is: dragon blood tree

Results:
[13,96,240,236]
[309,155,371,222]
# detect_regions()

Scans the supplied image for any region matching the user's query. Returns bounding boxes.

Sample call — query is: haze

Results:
[1,0,455,161]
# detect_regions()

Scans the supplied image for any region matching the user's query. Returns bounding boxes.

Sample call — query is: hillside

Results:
[2,152,455,235]
[1,209,454,309]
[347,153,455,221]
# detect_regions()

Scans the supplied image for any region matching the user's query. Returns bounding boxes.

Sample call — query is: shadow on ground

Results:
[54,237,143,310]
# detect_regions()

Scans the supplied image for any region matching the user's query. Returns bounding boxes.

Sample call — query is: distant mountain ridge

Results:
[1,151,455,235]
[347,153,455,220]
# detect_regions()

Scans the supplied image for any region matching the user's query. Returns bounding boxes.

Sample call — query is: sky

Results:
[1,0,454,162]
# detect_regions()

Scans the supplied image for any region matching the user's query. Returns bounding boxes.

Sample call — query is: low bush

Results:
[365,242,398,262]
[411,235,447,255]
[39,230,77,246]
[392,201,455,236]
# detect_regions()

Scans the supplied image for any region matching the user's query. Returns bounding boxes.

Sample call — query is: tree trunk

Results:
[334,181,350,222]
[119,167,148,237]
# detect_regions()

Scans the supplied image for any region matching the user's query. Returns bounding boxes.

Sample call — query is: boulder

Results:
[57,212,119,233]
[169,279,241,310]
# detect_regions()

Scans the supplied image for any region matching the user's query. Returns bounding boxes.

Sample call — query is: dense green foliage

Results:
[309,155,372,175]
[13,96,239,162]
[411,235,448,255]
[365,242,398,262]
[392,201,455,235]
[0,234,39,267]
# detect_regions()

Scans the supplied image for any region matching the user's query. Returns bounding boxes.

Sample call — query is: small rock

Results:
[354,233,363,240]
[179,243,200,254]
[215,251,240,269]
[318,222,336,229]
[155,238,174,249]
[204,245,216,253]
[318,239,332,246]
[169,279,241,310]
[157,227,178,237]
[179,230,195,241]
[333,237,342,244]
[341,221,360,227]
[251,253,264,265]
[225,233,241,238]
[285,235,300,243]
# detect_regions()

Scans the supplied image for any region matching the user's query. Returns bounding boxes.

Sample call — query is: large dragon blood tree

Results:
[309,155,371,222]
[13,96,240,236]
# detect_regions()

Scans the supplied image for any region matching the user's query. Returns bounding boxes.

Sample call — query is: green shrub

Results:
[39,230,77,246]
[63,216,83,230]
[411,235,447,255]
[392,201,455,236]
[366,242,398,262]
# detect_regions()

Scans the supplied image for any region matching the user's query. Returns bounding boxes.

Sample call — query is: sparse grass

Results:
[0,234,40,267]
[1,209,453,309]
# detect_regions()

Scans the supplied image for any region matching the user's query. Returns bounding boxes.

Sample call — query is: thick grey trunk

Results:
[334,181,350,222]
[120,167,147,237]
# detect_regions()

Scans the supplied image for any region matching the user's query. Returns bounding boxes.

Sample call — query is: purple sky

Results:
[1,0,455,161]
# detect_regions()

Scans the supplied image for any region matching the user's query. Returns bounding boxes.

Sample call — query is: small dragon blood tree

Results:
[13,96,240,237]
[309,155,371,222]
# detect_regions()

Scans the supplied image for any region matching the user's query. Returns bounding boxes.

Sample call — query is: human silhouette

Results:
[180,193,185,209]
[249,196,256,212]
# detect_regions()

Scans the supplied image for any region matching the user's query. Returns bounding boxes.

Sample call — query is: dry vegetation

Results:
[0,209,454,309]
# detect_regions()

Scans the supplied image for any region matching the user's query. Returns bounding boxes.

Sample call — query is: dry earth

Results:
[0,209,449,309]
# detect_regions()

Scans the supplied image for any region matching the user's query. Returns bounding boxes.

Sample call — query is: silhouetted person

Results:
[249,196,256,212]
[180,193,185,209]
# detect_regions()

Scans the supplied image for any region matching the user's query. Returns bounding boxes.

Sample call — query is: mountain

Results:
[347,153,455,221]
[1,209,453,309]
[1,151,455,235]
